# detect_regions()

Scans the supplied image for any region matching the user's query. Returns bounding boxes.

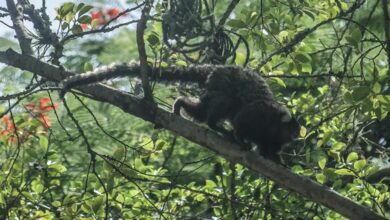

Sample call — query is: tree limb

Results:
[5,0,33,55]
[136,0,154,101]
[0,48,386,220]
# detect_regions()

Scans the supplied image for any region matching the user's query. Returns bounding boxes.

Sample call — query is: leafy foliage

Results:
[0,0,389,219]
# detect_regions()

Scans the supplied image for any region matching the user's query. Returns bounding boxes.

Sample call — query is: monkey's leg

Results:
[233,128,252,151]
[261,145,282,163]
[173,95,209,122]
[204,94,233,130]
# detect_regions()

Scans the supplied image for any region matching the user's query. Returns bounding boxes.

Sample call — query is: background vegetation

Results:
[0,0,389,219]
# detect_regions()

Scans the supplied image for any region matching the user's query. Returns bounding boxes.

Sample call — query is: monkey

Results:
[172,66,300,162]
[59,63,300,162]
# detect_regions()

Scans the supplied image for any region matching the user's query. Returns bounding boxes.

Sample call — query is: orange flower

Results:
[1,115,15,131]
[38,114,51,129]
[80,23,89,30]
[23,97,59,129]
[1,115,10,126]
[91,10,106,25]
[107,8,120,18]
[91,10,103,20]
[39,98,58,112]
[0,115,17,144]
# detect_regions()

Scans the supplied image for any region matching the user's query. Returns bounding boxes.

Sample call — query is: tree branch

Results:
[136,0,154,101]
[0,48,386,220]
[5,0,33,55]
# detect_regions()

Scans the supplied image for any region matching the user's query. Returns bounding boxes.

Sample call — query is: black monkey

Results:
[173,66,300,162]
[59,64,300,162]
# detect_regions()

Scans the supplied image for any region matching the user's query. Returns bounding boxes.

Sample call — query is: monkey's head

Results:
[280,113,301,143]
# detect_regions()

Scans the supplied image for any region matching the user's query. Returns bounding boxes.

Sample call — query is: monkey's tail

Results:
[59,62,142,99]
[59,63,220,99]
[173,96,207,122]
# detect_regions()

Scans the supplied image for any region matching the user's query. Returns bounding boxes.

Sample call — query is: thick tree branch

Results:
[5,0,33,55]
[0,49,386,220]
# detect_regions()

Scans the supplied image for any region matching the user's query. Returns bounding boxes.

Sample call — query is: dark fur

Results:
[59,63,300,161]
[173,66,300,162]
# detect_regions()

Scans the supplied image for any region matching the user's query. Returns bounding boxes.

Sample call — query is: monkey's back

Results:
[205,66,275,104]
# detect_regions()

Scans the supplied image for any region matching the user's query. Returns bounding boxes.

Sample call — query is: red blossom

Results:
[107,8,120,18]
[38,114,51,129]
[91,10,106,25]
[39,97,58,112]
[80,23,89,30]
[1,115,15,131]
[23,97,59,129]
[91,10,103,19]
[0,115,17,144]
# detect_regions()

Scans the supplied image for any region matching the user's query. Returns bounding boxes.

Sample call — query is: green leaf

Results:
[61,22,69,30]
[49,164,67,173]
[353,159,366,171]
[346,28,362,50]
[366,165,380,177]
[31,181,44,193]
[331,142,346,152]
[204,180,217,190]
[194,194,205,202]
[91,196,104,213]
[343,91,353,104]
[116,194,125,203]
[234,52,247,65]
[134,158,145,171]
[22,191,34,201]
[318,156,327,170]
[291,165,303,174]
[346,152,358,163]
[77,15,92,24]
[76,3,85,12]
[352,86,370,101]
[301,62,312,73]
[71,25,83,34]
[52,201,61,208]
[155,140,165,150]
[373,82,381,94]
[226,19,247,29]
[113,147,125,160]
[147,33,160,46]
[78,5,94,17]
[300,126,307,137]
[270,78,286,88]
[83,62,93,72]
[334,169,354,176]
[176,60,187,66]
[59,3,75,17]
[294,52,312,63]
[302,9,316,20]
[39,135,49,152]
[316,173,326,184]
